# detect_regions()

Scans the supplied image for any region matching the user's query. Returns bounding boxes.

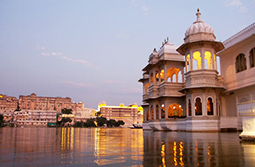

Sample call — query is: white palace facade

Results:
[139,9,255,131]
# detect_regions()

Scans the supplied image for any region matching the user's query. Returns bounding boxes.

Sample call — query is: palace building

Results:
[98,101,143,127]
[139,9,255,131]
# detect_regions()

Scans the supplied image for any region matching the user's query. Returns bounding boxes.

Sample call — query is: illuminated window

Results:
[214,54,217,70]
[160,70,164,83]
[204,51,212,69]
[161,104,165,119]
[188,99,191,116]
[250,47,255,68]
[156,72,159,83]
[186,54,191,72]
[167,67,181,82]
[236,53,247,73]
[146,83,149,93]
[168,103,183,118]
[193,51,201,70]
[207,97,213,115]
[195,98,202,115]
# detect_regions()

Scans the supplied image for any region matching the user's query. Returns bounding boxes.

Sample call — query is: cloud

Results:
[222,0,248,12]
[103,80,124,84]
[62,56,95,67]
[36,44,45,50]
[116,32,130,38]
[52,52,62,56]
[61,81,93,88]
[141,6,149,15]
[41,52,50,57]
[131,0,149,15]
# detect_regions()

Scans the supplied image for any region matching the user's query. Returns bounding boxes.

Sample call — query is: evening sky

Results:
[0,0,255,108]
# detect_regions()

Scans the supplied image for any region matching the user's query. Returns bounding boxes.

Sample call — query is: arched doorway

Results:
[195,98,202,115]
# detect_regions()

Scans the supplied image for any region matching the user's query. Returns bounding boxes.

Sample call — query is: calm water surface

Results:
[0,127,255,167]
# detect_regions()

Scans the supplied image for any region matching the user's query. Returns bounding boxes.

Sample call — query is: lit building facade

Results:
[98,101,143,127]
[139,9,255,131]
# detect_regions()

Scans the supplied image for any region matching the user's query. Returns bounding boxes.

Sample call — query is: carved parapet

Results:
[159,82,185,97]
[148,85,159,98]
[185,70,223,88]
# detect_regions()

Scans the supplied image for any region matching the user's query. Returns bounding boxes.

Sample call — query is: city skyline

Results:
[1,0,255,108]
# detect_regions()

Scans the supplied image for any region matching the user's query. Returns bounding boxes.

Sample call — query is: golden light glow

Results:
[193,51,201,70]
[214,54,217,70]
[168,103,183,117]
[186,54,191,72]
[167,67,180,82]
[204,51,212,69]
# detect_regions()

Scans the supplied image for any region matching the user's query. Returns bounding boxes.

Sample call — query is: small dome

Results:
[184,9,215,43]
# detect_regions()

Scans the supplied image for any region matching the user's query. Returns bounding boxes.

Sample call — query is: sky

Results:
[0,0,255,109]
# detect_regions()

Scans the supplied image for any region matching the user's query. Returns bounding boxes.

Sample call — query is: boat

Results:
[132,124,143,129]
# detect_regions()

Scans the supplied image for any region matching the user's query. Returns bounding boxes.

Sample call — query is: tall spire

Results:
[196,8,202,22]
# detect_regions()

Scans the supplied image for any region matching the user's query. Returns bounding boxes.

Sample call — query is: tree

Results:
[96,117,106,127]
[117,120,125,126]
[84,118,96,127]
[61,117,72,123]
[95,111,101,117]
[61,108,72,114]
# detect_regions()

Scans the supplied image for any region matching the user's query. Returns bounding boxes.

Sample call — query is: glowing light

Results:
[193,51,201,70]
[204,51,212,69]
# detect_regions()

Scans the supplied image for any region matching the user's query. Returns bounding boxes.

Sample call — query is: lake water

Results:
[0,127,255,167]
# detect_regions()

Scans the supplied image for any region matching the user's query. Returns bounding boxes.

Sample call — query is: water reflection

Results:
[1,128,255,166]
[143,131,251,167]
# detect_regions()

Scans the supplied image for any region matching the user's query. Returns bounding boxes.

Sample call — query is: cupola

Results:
[184,9,215,43]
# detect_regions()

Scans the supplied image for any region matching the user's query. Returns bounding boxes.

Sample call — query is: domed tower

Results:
[177,9,225,131]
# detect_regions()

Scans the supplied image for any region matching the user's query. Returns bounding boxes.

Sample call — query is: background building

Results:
[98,101,143,127]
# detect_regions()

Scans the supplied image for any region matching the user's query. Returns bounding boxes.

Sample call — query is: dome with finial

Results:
[184,9,216,43]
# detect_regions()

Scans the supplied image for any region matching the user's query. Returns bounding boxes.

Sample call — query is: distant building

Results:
[98,101,143,127]
[139,9,255,131]
[13,110,57,126]
[18,93,83,112]
[0,94,18,122]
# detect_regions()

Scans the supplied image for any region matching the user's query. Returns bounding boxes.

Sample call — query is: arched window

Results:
[214,54,217,70]
[186,54,191,72]
[250,47,255,68]
[188,99,191,116]
[146,83,149,93]
[156,105,159,119]
[160,69,164,83]
[150,73,153,85]
[150,106,154,120]
[146,110,149,121]
[172,74,176,82]
[204,51,212,69]
[155,72,159,83]
[167,67,180,83]
[193,51,201,70]
[161,104,165,119]
[178,71,182,83]
[168,103,183,117]
[207,97,213,115]
[195,98,202,115]
[236,53,247,73]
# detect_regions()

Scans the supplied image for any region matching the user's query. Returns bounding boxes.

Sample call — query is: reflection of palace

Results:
[139,9,255,131]
[143,131,245,167]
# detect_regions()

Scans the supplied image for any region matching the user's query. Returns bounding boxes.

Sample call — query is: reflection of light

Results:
[161,142,166,167]
[173,142,177,166]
